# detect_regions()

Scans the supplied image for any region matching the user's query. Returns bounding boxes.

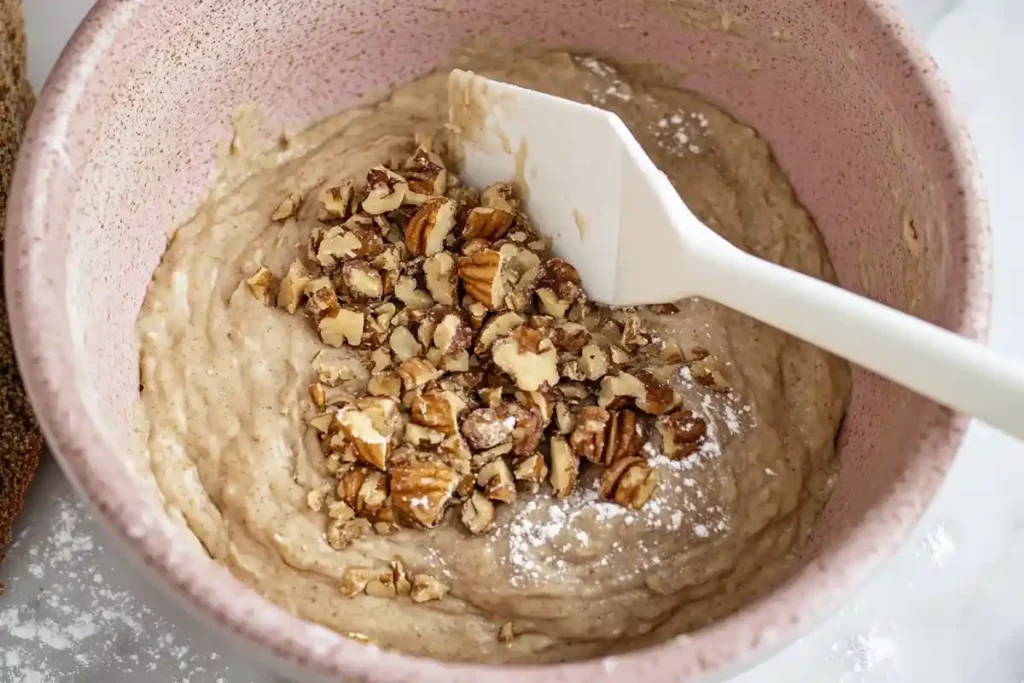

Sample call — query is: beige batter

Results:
[135,51,850,663]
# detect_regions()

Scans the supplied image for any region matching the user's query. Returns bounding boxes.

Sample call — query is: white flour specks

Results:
[0,497,236,682]
[578,56,635,103]
[923,524,956,567]
[833,624,900,682]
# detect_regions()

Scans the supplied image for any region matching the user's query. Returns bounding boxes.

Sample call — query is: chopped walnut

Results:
[513,453,548,490]
[316,227,365,268]
[410,574,450,603]
[609,345,631,365]
[599,456,658,509]
[602,409,645,465]
[597,372,647,409]
[461,491,496,535]
[635,369,680,415]
[272,191,303,221]
[554,402,575,435]
[367,370,403,398]
[551,322,590,352]
[365,568,398,598]
[245,266,276,305]
[363,166,408,215]
[391,560,413,597]
[475,311,525,355]
[656,409,707,459]
[619,312,650,351]
[498,622,516,643]
[390,459,459,528]
[306,483,331,512]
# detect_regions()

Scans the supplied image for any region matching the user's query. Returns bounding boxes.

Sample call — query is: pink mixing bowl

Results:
[4,0,989,680]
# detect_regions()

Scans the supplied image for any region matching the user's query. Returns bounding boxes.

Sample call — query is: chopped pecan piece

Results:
[326,517,371,551]
[463,207,515,241]
[341,261,384,300]
[410,574,450,603]
[461,407,515,450]
[406,197,456,256]
[403,147,447,204]
[390,460,459,528]
[474,311,525,355]
[477,458,516,504]
[551,322,590,351]
[461,491,496,535]
[410,390,465,435]
[492,326,559,392]
[335,407,392,470]
[569,406,611,464]
[432,312,472,355]
[599,456,658,510]
[602,409,645,465]
[389,326,422,362]
[272,191,303,221]
[318,181,356,222]
[245,266,276,305]
[277,260,311,313]
[362,166,408,215]
[513,453,548,490]
[397,358,441,391]
[319,308,365,347]
[340,567,374,597]
[458,249,506,309]
[635,369,680,415]
[548,435,579,498]
[579,344,610,381]
[423,251,457,305]
[480,182,519,213]
[656,409,707,459]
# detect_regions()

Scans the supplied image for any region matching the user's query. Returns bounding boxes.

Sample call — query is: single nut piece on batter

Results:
[340,566,374,597]
[634,369,680,415]
[548,435,579,498]
[461,491,496,535]
[423,251,457,305]
[406,197,456,256]
[600,456,658,509]
[513,452,548,491]
[277,260,311,314]
[410,574,450,603]
[326,517,371,551]
[690,355,729,391]
[389,459,460,528]
[463,207,515,241]
[362,166,408,215]
[318,181,356,222]
[272,191,303,221]
[245,266,276,305]
[656,408,707,459]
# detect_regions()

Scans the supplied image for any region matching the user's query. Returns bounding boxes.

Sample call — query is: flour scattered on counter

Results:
[833,624,900,682]
[923,524,956,567]
[0,497,235,682]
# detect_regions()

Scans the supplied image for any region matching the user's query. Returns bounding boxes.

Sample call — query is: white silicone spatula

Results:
[448,69,1024,440]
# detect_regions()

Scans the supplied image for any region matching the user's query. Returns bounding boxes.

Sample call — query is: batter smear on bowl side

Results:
[134,51,850,663]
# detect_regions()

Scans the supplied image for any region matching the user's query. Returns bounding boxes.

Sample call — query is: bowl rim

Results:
[4,0,991,680]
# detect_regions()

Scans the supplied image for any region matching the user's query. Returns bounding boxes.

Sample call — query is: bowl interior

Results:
[8,0,986,680]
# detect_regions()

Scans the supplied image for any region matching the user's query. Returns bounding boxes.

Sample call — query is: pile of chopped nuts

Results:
[245,144,727,548]
[340,560,449,603]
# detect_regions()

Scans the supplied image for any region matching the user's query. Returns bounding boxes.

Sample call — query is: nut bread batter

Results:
[135,50,850,663]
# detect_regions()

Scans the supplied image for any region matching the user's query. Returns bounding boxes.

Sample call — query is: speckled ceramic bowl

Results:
[5,0,988,681]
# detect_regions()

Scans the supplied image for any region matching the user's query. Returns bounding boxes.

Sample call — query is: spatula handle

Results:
[689,232,1023,439]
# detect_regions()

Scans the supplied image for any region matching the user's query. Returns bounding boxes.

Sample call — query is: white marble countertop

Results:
[3,1,1023,681]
